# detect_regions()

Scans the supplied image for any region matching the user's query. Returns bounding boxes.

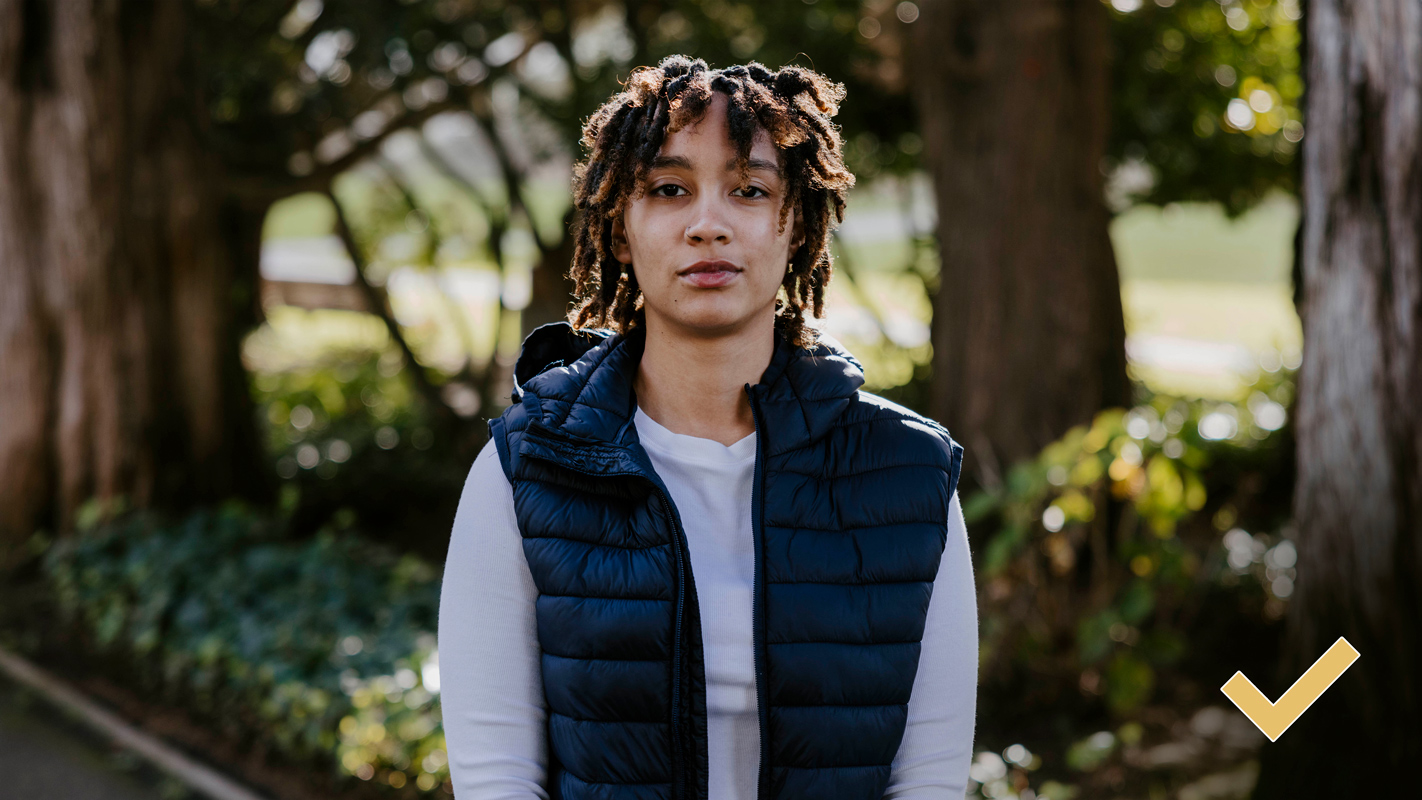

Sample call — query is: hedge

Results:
[44,503,450,795]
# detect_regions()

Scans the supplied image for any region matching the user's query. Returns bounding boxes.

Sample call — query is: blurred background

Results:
[1,0,1416,798]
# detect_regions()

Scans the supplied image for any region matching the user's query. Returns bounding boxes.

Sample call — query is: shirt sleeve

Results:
[884,490,979,799]
[438,441,549,799]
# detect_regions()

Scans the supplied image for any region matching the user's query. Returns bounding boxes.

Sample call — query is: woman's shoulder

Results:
[461,437,515,499]
[844,390,960,447]
[830,389,966,485]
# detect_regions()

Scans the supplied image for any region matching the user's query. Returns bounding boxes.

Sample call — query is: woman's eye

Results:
[652,184,687,197]
[733,185,769,199]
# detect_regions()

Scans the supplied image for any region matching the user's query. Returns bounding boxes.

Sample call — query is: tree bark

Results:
[523,208,579,342]
[0,0,269,548]
[909,0,1128,486]
[1254,1,1422,793]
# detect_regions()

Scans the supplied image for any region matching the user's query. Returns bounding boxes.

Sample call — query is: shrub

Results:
[250,346,470,562]
[37,367,1299,799]
[43,502,450,795]
[963,371,1296,796]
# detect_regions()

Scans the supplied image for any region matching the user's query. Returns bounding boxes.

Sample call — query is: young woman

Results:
[439,57,977,800]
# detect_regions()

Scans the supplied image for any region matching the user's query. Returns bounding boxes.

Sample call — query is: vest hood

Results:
[508,321,868,457]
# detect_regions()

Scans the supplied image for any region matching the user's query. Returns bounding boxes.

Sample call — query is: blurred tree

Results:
[1106,0,1304,215]
[198,0,533,432]
[909,0,1130,486]
[201,0,916,391]
[0,0,515,544]
[1255,0,1422,793]
[905,0,1304,484]
[0,0,1310,541]
[0,0,909,545]
[0,1,270,545]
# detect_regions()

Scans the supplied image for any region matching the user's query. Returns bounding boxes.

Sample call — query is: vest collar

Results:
[512,321,866,459]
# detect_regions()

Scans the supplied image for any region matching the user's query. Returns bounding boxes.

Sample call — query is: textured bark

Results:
[0,0,269,547]
[1254,1,1422,793]
[909,0,1128,485]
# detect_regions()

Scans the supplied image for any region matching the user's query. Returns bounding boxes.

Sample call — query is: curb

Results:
[0,644,273,800]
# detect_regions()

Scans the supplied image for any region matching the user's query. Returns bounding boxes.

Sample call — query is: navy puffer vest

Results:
[488,322,964,800]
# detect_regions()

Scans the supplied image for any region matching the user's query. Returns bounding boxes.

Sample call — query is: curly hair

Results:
[565,55,856,349]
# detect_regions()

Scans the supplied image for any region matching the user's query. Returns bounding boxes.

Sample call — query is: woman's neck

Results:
[633,314,774,446]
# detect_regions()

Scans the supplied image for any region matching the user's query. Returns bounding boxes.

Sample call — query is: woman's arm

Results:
[438,442,549,799]
[884,491,980,799]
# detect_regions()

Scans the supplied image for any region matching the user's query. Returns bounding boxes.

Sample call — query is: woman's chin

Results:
[653,302,764,337]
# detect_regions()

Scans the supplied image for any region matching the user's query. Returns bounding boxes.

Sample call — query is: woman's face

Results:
[611,91,803,337]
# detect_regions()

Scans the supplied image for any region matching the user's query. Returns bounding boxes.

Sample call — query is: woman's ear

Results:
[611,217,633,266]
[789,207,806,260]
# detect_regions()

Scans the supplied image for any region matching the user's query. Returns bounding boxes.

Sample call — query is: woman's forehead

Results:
[658,95,779,167]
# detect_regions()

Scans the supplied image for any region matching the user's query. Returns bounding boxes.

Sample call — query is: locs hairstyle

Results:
[566,55,856,348]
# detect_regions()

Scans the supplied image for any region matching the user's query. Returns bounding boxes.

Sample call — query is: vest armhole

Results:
[488,417,517,484]
[944,435,965,508]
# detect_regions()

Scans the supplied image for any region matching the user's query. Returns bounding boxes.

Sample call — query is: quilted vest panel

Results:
[489,322,963,800]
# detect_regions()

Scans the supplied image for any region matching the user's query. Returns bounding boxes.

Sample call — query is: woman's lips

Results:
[679,261,741,288]
[681,269,740,288]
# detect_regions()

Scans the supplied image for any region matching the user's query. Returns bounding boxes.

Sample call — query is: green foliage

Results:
[249,345,468,560]
[969,369,1296,724]
[959,370,1297,797]
[193,0,916,185]
[44,504,449,795]
[253,347,420,479]
[195,0,1304,215]
[1065,730,1118,772]
[1106,0,1304,215]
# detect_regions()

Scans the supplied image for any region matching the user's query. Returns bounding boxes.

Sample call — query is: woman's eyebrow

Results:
[650,155,693,170]
[732,157,780,174]
[650,155,777,174]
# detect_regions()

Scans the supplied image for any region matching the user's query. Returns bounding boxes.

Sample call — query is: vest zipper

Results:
[745,385,771,800]
[656,487,689,800]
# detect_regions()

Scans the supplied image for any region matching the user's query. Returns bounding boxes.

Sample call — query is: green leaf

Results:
[1065,730,1117,771]
[1105,652,1155,713]
[961,490,1000,524]
[982,523,1027,575]
[1077,610,1121,666]
[1118,579,1156,624]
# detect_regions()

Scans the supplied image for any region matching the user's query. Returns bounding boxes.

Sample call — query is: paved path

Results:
[0,676,165,800]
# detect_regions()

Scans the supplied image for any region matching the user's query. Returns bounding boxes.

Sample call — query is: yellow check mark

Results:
[1221,637,1359,741]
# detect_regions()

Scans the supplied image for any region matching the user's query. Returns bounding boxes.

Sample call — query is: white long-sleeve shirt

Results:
[438,406,979,799]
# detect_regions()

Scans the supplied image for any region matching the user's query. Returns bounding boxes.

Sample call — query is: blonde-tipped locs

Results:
[566,55,856,348]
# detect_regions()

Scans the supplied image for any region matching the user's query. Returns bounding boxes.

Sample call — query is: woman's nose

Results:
[684,195,733,244]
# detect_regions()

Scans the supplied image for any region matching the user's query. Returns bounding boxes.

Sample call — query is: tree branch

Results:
[416,132,507,228]
[414,135,515,415]
[829,231,894,343]
[307,97,463,184]
[324,186,462,428]
[226,96,465,202]
[374,156,485,384]
[447,84,556,257]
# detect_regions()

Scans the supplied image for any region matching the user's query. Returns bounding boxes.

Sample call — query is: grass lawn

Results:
[1111,192,1298,285]
[1122,281,1299,353]
[1112,192,1300,398]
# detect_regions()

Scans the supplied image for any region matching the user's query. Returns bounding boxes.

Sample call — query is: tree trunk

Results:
[0,0,269,549]
[909,0,1128,486]
[1254,1,1422,793]
[522,210,579,342]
